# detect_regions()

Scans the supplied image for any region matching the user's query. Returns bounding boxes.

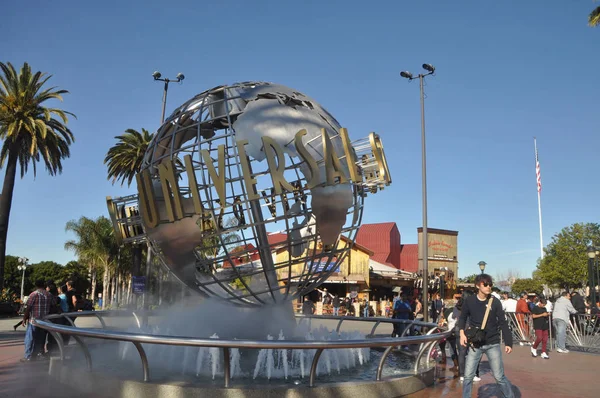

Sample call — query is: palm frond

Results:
[590,6,600,27]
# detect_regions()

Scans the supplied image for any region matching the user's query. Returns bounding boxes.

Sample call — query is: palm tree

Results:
[590,5,600,26]
[105,128,153,186]
[65,216,118,309]
[104,128,155,288]
[0,62,75,290]
[65,217,101,302]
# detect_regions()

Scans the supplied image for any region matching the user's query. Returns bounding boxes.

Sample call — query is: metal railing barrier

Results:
[34,311,452,388]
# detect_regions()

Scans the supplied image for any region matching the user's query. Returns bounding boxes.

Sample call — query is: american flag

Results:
[535,146,542,193]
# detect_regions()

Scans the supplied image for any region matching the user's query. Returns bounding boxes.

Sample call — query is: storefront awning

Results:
[369,259,416,279]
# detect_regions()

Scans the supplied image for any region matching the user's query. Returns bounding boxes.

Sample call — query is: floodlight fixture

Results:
[400,71,413,79]
[152,71,162,80]
[422,63,435,73]
[176,73,185,81]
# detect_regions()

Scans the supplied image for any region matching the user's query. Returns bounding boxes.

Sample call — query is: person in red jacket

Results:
[516,292,531,344]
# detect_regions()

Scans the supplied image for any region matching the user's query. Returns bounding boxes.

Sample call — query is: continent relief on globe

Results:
[135,127,390,244]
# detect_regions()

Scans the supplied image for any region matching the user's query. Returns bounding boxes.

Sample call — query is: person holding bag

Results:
[458,274,514,398]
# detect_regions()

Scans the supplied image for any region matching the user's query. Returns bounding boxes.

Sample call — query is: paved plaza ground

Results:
[0,316,596,397]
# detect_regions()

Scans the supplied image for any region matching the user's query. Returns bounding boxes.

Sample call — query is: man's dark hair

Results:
[66,280,74,287]
[561,291,570,297]
[35,279,46,289]
[539,298,547,305]
[520,291,528,298]
[474,273,492,285]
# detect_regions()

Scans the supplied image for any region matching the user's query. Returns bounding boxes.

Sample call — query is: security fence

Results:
[505,312,600,352]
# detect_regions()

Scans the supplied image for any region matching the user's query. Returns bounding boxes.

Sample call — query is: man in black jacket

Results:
[459,274,514,398]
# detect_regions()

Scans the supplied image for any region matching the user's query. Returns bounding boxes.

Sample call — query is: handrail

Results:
[33,319,449,350]
[34,312,451,388]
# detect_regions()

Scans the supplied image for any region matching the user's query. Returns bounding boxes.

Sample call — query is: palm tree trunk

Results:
[127,274,132,305]
[117,272,122,307]
[102,263,109,310]
[109,272,115,308]
[91,269,97,304]
[0,150,18,291]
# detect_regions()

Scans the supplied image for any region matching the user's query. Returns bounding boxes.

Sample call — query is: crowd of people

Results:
[17,278,87,362]
[300,279,599,398]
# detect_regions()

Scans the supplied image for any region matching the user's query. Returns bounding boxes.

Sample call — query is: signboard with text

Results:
[132,276,146,295]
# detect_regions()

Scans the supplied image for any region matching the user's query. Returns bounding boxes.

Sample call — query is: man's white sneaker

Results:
[556,348,569,353]
[530,347,537,357]
[519,342,525,346]
[541,352,549,359]
[460,377,464,382]
[473,376,482,382]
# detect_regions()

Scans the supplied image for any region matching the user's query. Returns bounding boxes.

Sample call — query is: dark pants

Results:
[32,325,48,357]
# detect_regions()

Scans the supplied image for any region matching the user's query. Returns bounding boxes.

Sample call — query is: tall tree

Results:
[65,216,117,305]
[104,128,154,284]
[105,128,153,186]
[536,223,600,290]
[0,62,75,290]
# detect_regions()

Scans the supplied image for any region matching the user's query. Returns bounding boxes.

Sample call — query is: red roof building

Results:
[355,222,401,269]
[399,244,419,273]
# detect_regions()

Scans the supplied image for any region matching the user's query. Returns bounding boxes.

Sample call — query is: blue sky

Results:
[2,0,598,278]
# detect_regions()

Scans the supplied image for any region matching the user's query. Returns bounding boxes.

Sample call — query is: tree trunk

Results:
[126,275,132,305]
[91,269,97,304]
[109,271,115,308]
[102,263,109,310]
[0,150,19,291]
[117,272,122,307]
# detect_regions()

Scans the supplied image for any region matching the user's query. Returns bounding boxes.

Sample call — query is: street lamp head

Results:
[152,71,162,80]
[400,71,413,79]
[478,261,487,273]
[422,63,435,73]
[176,73,185,81]
[587,246,596,259]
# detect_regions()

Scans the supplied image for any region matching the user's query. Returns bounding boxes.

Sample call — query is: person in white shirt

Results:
[502,293,518,313]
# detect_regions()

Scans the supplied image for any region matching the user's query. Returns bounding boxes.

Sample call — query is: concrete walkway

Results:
[406,345,597,397]
[0,316,595,397]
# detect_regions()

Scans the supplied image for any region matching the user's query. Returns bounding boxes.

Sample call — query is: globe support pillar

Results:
[249,200,281,303]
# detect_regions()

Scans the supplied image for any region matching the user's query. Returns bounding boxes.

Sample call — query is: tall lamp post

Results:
[478,261,487,274]
[587,247,597,306]
[400,63,436,322]
[152,71,185,124]
[17,257,29,301]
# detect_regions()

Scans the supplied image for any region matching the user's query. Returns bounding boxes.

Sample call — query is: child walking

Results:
[531,298,550,359]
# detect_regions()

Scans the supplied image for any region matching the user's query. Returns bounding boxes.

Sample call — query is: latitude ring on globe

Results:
[107,82,391,306]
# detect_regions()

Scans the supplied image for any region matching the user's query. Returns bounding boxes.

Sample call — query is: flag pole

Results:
[535,137,544,259]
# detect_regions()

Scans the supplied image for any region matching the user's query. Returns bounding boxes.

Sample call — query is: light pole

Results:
[478,261,487,274]
[17,257,29,301]
[587,247,596,306]
[152,71,185,124]
[400,63,435,322]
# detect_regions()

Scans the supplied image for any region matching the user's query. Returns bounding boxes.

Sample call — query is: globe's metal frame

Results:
[108,82,389,307]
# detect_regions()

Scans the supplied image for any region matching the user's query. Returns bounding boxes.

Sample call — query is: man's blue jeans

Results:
[333,307,339,316]
[24,323,34,359]
[553,318,568,350]
[463,343,513,398]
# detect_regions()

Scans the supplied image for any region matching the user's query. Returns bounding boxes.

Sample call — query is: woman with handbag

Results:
[458,274,514,398]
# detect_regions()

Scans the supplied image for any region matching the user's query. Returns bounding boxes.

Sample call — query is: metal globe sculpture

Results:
[108,82,391,306]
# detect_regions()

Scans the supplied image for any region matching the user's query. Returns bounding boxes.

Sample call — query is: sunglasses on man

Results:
[481,282,493,287]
